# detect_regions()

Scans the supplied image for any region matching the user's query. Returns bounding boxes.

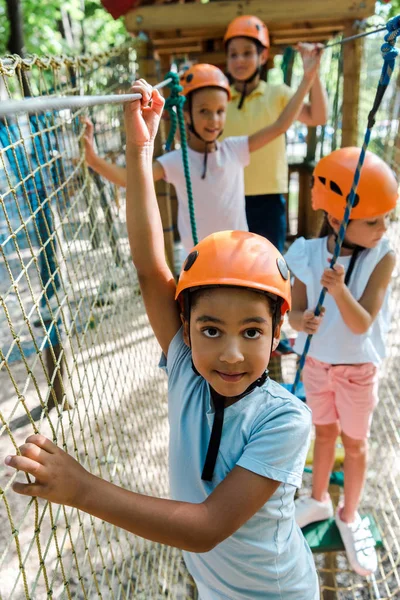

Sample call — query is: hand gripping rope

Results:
[292,15,400,395]
[164,71,198,246]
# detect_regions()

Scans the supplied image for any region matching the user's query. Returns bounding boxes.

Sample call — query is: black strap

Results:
[201,145,208,179]
[237,67,260,110]
[201,396,225,481]
[200,371,269,481]
[238,82,247,110]
[344,246,362,286]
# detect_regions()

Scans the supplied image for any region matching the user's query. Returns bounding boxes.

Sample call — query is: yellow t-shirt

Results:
[222,81,294,196]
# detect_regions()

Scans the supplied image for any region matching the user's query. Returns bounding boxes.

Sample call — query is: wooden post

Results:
[342,22,362,147]
[136,38,175,271]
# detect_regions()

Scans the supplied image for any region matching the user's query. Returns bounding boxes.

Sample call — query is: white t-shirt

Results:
[156,137,250,256]
[285,236,392,365]
[159,328,319,600]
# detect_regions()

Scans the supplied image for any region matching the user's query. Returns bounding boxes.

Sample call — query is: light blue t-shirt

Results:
[160,328,319,600]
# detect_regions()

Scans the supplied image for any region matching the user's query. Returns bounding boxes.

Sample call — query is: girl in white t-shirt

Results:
[83,57,322,258]
[285,147,398,577]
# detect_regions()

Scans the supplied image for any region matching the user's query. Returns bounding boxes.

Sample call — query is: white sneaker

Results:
[335,509,378,576]
[295,495,334,528]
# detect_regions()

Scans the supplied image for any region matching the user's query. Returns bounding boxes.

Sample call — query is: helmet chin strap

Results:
[200,369,269,482]
[236,65,261,110]
[185,291,279,482]
[333,232,364,286]
[187,94,222,179]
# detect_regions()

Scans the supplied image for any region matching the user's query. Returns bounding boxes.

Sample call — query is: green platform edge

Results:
[302,514,383,553]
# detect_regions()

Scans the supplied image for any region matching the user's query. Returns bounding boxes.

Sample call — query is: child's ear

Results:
[181,313,191,347]
[327,214,341,232]
[271,319,283,352]
[260,48,269,66]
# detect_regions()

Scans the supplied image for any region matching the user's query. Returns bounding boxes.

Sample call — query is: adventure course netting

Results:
[0,30,399,599]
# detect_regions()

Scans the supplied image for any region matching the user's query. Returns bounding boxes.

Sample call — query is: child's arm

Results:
[82,117,128,187]
[82,118,165,187]
[248,47,322,153]
[124,79,181,355]
[321,252,396,335]
[288,276,324,334]
[296,43,328,127]
[5,434,280,553]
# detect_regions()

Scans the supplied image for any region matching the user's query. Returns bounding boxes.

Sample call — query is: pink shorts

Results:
[303,357,379,440]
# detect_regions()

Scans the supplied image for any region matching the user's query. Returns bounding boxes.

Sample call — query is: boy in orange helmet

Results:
[285,148,397,576]
[83,55,322,263]
[222,15,328,251]
[6,80,319,600]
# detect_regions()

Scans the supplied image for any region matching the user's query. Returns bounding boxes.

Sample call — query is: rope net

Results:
[0,44,194,599]
[0,31,398,600]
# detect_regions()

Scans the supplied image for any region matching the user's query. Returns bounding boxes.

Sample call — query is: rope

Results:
[292,15,400,394]
[164,71,198,246]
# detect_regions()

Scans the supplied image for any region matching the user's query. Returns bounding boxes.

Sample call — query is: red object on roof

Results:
[101,0,140,20]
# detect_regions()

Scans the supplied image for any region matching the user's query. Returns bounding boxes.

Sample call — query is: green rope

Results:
[164,72,198,247]
[281,47,295,85]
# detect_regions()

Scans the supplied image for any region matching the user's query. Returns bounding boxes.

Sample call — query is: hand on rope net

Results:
[292,14,400,394]
[0,71,176,118]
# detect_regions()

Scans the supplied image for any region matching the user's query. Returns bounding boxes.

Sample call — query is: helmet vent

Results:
[330,181,343,195]
[318,176,326,185]
[183,250,198,271]
[346,193,360,208]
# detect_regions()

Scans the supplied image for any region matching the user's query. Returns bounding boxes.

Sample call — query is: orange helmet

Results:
[180,64,231,100]
[224,15,270,49]
[176,230,291,315]
[312,148,398,220]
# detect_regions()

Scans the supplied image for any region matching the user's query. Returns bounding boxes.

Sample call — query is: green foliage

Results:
[376,0,400,18]
[0,0,128,58]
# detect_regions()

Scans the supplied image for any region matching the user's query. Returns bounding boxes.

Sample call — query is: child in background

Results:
[285,148,397,576]
[83,53,322,258]
[5,80,319,600]
[222,15,328,251]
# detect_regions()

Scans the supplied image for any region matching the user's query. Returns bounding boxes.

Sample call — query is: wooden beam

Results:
[126,0,375,33]
[273,33,335,45]
[342,22,362,146]
[153,36,206,46]
[156,44,202,55]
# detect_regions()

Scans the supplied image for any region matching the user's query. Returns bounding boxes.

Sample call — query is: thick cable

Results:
[0,74,176,118]
[292,15,400,394]
[325,25,387,48]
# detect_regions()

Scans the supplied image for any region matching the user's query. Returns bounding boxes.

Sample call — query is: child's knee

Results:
[315,422,341,443]
[342,433,368,458]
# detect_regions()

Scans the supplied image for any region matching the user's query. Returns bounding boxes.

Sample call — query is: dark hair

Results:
[225,37,265,55]
[318,212,335,238]
[186,287,283,332]
[318,212,353,239]
[183,86,230,111]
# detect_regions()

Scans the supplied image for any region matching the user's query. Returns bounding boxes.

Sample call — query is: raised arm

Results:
[248,46,322,153]
[124,79,180,355]
[82,117,128,187]
[82,118,165,187]
[296,44,328,126]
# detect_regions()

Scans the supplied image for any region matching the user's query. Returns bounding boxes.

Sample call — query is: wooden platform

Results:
[125,0,375,63]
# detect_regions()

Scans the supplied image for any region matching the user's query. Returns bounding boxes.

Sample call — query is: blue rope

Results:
[164,72,198,246]
[292,16,400,394]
